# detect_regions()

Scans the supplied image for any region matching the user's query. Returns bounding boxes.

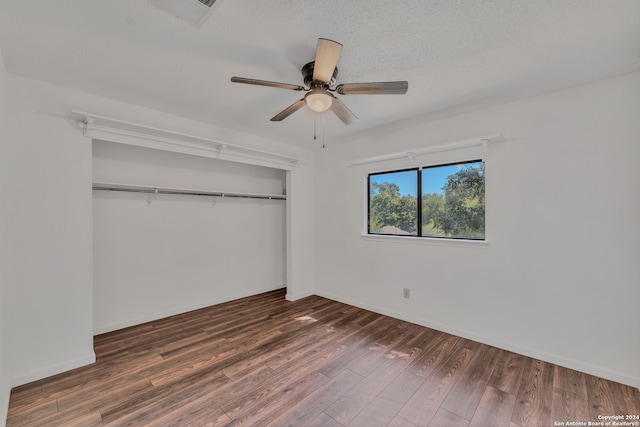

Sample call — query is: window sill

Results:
[361,233,489,248]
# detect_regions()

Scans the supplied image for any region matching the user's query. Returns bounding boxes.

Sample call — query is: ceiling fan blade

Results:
[330,97,357,125]
[270,99,306,121]
[313,38,343,83]
[231,77,306,91]
[335,81,408,95]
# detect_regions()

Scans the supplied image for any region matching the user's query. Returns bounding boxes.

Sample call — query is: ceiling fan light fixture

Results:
[305,91,333,113]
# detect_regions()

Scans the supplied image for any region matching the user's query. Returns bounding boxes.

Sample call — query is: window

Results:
[368,169,418,236]
[368,160,485,240]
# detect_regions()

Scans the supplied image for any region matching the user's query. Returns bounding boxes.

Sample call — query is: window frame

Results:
[367,167,420,237]
[367,159,485,241]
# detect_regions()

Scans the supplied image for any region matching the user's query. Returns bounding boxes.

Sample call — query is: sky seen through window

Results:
[370,164,465,196]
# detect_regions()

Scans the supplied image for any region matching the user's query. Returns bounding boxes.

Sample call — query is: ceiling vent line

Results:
[151,0,223,27]
[197,0,217,7]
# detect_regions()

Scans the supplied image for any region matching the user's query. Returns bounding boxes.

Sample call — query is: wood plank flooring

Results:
[7,289,640,426]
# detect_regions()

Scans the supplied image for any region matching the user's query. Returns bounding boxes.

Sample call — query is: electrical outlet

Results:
[403,288,410,299]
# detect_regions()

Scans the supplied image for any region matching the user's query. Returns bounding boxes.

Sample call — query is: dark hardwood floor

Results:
[7,289,640,426]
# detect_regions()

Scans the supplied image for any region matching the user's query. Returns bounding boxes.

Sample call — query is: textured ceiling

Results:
[1,0,639,148]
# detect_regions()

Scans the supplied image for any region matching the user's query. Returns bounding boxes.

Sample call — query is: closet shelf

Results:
[73,111,304,170]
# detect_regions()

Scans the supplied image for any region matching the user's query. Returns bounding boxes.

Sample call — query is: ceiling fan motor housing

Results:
[302,61,337,88]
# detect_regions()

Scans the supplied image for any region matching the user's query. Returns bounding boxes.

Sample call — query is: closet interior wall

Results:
[92,140,287,334]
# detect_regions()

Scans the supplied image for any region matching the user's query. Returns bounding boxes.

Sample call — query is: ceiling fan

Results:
[230,38,408,125]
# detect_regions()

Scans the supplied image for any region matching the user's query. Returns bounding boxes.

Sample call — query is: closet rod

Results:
[92,183,286,200]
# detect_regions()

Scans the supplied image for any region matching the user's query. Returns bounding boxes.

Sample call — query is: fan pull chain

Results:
[322,112,326,148]
[312,113,326,148]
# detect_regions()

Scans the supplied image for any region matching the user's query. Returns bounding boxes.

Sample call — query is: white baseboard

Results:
[0,376,9,427]
[315,290,640,389]
[93,284,286,335]
[10,352,96,388]
[285,290,315,301]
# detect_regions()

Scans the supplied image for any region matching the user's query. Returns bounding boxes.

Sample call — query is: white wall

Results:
[0,47,11,427]
[314,72,640,388]
[286,162,316,300]
[92,142,287,333]
[2,75,96,389]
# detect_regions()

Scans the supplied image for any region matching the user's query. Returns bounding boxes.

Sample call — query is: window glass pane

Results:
[369,169,418,235]
[421,161,484,240]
